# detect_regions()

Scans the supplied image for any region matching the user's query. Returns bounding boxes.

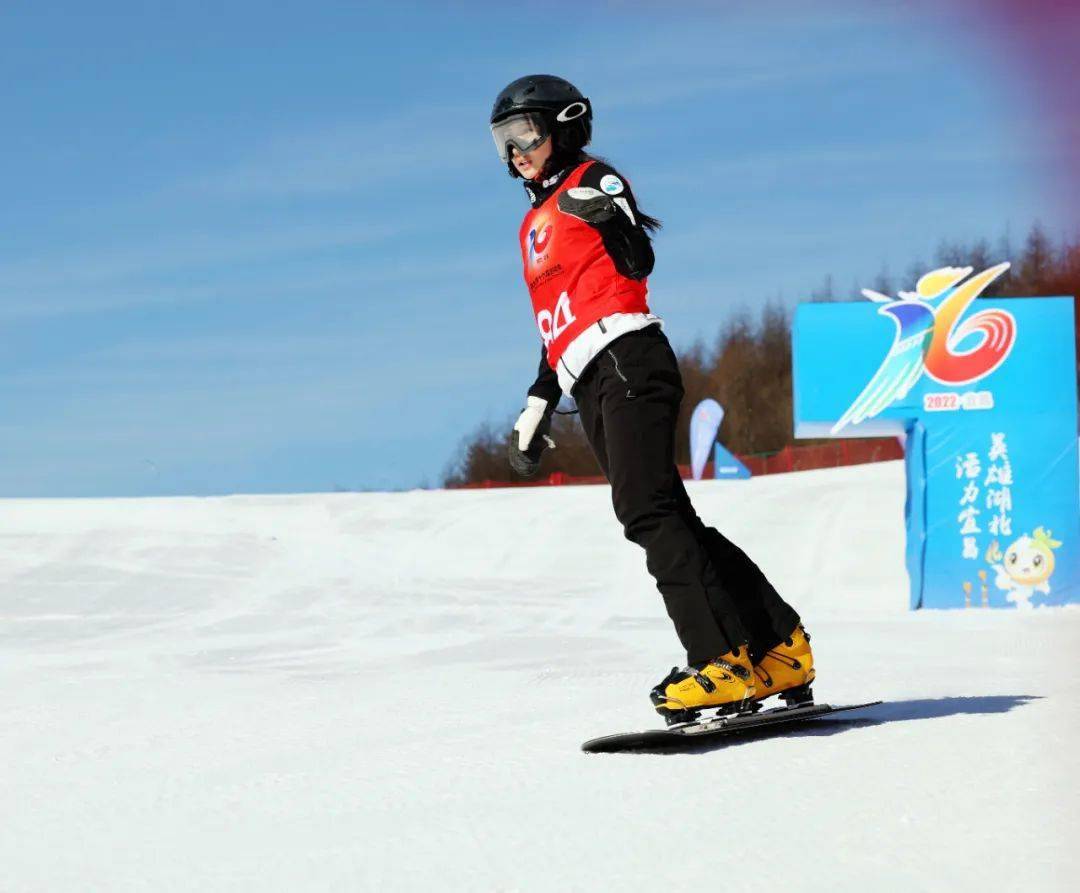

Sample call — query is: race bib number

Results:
[537,291,576,347]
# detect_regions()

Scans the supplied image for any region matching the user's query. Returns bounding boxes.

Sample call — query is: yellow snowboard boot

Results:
[752,625,815,706]
[650,647,756,725]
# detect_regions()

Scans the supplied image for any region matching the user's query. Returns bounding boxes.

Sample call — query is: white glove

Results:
[513,395,556,452]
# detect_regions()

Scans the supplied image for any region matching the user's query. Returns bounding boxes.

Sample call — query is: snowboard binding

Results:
[660,698,753,728]
[667,684,815,725]
[779,683,815,707]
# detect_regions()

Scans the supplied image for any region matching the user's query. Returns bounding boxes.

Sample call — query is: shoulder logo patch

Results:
[599,174,624,195]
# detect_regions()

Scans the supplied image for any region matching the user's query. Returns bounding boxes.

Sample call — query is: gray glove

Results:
[557,187,618,225]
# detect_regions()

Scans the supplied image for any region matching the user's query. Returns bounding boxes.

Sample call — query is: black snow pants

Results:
[572,323,800,666]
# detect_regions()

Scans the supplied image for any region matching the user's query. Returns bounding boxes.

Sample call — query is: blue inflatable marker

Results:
[689,399,724,480]
[689,398,752,480]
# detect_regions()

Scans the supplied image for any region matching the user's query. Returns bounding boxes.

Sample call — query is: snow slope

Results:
[1,461,1075,891]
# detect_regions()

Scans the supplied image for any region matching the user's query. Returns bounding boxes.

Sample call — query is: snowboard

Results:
[581,700,882,753]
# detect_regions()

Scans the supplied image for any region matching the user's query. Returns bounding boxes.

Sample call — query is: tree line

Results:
[443,224,1079,487]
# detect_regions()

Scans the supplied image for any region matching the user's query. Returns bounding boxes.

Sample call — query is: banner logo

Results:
[527,221,552,266]
[832,262,1014,434]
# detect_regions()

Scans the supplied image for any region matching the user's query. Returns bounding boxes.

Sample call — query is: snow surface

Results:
[1,460,1076,891]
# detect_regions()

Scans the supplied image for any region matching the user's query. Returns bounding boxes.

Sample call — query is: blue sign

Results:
[793,265,1078,609]
[712,443,751,480]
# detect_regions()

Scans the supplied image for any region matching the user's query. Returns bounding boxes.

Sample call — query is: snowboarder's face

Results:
[512,138,552,180]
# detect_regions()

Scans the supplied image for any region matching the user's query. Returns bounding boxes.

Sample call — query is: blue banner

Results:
[793,265,1078,609]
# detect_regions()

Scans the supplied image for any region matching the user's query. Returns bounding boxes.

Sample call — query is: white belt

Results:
[555,312,665,396]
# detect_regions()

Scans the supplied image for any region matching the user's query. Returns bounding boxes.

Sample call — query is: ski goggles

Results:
[490,112,549,163]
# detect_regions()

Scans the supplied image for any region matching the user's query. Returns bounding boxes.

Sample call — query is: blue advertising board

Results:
[793,264,1078,609]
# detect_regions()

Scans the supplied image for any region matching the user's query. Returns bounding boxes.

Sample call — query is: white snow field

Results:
[1,460,1076,892]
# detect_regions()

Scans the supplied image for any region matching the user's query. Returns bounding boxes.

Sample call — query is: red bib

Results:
[520,161,650,371]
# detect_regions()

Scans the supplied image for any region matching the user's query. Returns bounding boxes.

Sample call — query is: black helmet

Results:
[490,75,592,178]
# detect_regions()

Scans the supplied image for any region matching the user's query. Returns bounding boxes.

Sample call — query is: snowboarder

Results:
[491,74,815,724]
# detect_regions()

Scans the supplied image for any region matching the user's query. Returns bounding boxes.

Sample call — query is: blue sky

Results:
[1,0,1074,496]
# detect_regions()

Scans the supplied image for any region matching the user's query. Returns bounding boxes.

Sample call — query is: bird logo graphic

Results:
[527,221,553,267]
[832,262,1015,434]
